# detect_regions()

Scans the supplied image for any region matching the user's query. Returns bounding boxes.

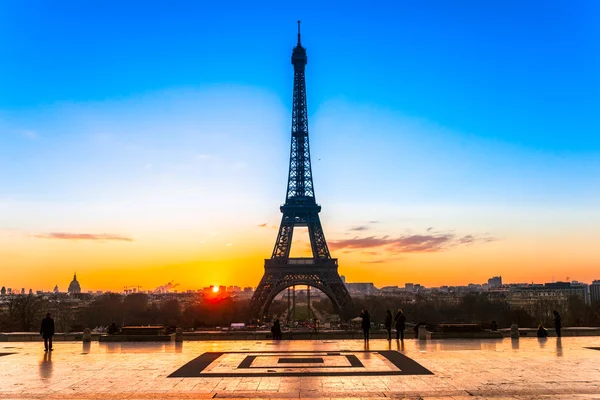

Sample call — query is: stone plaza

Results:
[1,337,600,399]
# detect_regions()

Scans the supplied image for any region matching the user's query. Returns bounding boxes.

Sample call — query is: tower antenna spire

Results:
[297,20,301,45]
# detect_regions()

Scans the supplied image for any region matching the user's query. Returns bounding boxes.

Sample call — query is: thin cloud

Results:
[20,130,38,139]
[349,225,369,231]
[34,233,133,242]
[257,223,268,228]
[330,231,496,253]
[196,153,214,160]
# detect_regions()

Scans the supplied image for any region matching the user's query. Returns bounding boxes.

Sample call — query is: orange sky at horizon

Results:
[2,222,599,293]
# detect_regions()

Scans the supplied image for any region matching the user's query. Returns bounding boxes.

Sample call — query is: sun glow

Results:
[212,286,219,293]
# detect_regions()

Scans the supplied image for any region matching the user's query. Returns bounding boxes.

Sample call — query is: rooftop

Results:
[1,338,600,399]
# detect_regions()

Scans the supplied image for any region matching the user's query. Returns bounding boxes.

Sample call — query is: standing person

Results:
[394,309,406,341]
[271,319,282,340]
[40,313,55,352]
[553,310,562,337]
[360,310,371,343]
[384,310,393,341]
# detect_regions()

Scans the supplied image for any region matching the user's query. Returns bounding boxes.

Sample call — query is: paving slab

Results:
[1,337,599,399]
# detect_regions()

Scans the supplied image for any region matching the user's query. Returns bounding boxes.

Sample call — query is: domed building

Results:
[68,273,81,294]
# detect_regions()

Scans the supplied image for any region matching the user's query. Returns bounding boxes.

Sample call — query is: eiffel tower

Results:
[249,22,353,320]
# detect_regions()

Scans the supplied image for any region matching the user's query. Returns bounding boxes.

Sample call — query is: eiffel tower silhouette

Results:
[249,22,353,320]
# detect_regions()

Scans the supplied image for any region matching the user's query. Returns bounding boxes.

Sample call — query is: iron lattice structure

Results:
[250,22,353,320]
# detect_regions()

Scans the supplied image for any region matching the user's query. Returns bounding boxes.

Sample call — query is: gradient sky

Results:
[1,1,599,292]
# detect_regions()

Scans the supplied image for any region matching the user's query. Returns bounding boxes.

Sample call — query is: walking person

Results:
[360,310,371,343]
[384,310,393,341]
[553,310,562,338]
[40,313,55,352]
[394,308,406,341]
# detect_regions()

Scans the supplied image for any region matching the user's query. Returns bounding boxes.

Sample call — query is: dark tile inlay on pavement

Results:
[169,350,433,378]
[278,357,324,363]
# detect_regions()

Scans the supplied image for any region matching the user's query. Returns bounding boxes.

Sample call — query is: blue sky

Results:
[1,1,599,290]
[1,1,598,147]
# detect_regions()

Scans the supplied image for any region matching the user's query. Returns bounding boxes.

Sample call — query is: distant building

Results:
[53,285,59,294]
[20,288,25,295]
[488,276,502,288]
[590,280,600,303]
[507,281,589,309]
[381,286,400,294]
[405,283,414,291]
[0,286,5,295]
[68,273,82,294]
[346,282,378,296]
[570,281,590,304]
[467,283,482,292]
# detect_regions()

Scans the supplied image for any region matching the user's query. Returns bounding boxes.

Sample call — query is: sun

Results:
[212,286,219,293]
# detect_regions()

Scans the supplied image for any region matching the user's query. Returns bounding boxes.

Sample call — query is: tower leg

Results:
[287,287,291,323]
[307,285,311,320]
[293,286,296,321]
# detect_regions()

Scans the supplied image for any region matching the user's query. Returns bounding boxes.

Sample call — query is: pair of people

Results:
[384,309,406,341]
[538,311,562,338]
[539,311,563,337]
[361,309,406,342]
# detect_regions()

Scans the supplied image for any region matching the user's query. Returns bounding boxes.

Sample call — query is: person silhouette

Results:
[271,319,282,340]
[107,322,119,335]
[360,310,371,343]
[384,310,392,341]
[537,323,548,338]
[394,309,406,341]
[553,310,562,337]
[40,313,55,352]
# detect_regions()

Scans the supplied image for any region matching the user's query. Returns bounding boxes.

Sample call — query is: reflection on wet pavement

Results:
[38,351,52,379]
[0,337,598,399]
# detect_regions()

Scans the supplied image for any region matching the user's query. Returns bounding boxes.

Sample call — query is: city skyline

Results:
[1,272,597,296]
[1,2,599,292]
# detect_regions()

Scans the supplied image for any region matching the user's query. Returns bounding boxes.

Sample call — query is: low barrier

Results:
[1,327,599,342]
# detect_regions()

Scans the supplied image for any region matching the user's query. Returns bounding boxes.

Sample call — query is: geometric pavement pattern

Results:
[169,350,433,377]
